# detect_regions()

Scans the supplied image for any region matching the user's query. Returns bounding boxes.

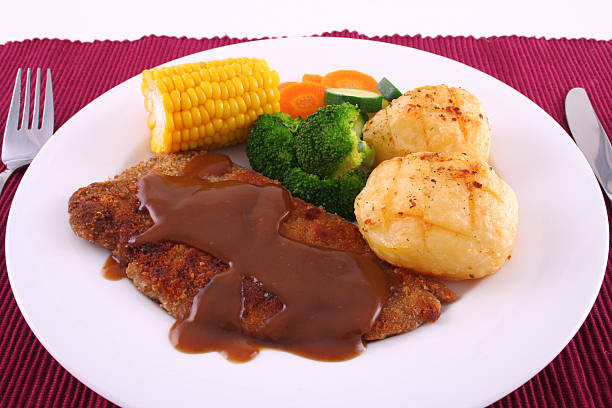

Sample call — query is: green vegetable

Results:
[376,77,402,101]
[245,109,374,221]
[245,113,302,181]
[295,103,374,179]
[283,167,369,220]
[324,88,384,113]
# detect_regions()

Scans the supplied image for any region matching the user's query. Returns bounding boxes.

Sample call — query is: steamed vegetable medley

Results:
[247,69,406,221]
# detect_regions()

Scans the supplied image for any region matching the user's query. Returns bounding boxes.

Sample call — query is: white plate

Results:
[6,38,608,408]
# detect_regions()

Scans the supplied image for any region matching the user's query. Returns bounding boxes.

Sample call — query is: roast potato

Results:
[363,85,491,164]
[354,152,518,280]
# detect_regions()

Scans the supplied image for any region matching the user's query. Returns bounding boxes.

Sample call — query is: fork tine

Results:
[32,68,41,129]
[5,69,22,132]
[21,68,31,130]
[41,69,54,134]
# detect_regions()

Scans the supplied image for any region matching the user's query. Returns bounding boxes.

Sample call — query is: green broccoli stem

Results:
[358,140,375,168]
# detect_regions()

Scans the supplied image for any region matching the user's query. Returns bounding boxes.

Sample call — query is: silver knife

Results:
[565,88,612,201]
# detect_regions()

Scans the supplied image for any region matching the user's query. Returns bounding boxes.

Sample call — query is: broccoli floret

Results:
[283,167,369,221]
[295,104,375,179]
[245,109,370,221]
[246,113,303,181]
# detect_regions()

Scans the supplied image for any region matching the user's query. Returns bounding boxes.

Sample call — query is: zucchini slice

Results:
[376,77,402,101]
[324,88,383,113]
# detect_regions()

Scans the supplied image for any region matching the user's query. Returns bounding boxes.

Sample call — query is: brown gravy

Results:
[131,153,394,362]
[102,255,126,281]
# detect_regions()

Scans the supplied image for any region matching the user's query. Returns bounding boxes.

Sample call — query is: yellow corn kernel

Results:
[181,129,191,145]
[191,71,202,85]
[162,93,174,113]
[243,92,252,108]
[219,123,229,135]
[187,88,199,107]
[181,110,193,129]
[199,69,211,82]
[180,91,192,110]
[250,92,261,110]
[162,77,174,92]
[236,113,246,128]
[212,118,224,131]
[227,117,237,131]
[182,74,195,89]
[218,67,229,81]
[201,81,213,98]
[247,76,258,92]
[226,80,236,98]
[220,82,229,100]
[205,122,215,137]
[165,112,175,132]
[142,57,280,153]
[154,79,167,94]
[232,77,244,95]
[214,99,224,118]
[237,97,247,113]
[195,86,206,104]
[191,107,202,127]
[228,98,239,117]
[211,82,221,100]
[172,75,185,92]
[254,72,264,88]
[221,100,231,119]
[170,90,181,112]
[266,87,278,103]
[204,99,215,118]
[209,66,220,82]
[190,127,199,141]
[199,106,210,124]
[257,88,268,105]
[240,75,250,91]
[172,111,183,130]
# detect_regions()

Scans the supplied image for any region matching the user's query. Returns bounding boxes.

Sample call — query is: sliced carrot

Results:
[321,70,380,93]
[279,82,327,119]
[302,74,323,84]
[278,81,298,92]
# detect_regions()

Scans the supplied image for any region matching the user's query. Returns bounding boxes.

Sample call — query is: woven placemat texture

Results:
[0,31,610,407]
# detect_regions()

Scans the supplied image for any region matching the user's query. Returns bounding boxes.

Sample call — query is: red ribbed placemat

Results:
[0,31,610,407]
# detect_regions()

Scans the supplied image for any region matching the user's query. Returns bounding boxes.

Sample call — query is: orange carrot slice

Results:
[278,81,298,92]
[279,82,327,119]
[302,74,323,84]
[321,70,380,93]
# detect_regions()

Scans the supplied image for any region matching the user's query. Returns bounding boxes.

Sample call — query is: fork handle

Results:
[0,168,16,195]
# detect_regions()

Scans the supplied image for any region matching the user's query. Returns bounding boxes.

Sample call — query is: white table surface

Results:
[0,0,610,44]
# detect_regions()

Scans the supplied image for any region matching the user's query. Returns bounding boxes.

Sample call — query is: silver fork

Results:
[1,68,54,194]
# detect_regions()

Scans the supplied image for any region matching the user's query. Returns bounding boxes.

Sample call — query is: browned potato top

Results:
[355,152,518,280]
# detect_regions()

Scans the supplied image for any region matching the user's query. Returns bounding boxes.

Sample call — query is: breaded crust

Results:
[68,152,456,341]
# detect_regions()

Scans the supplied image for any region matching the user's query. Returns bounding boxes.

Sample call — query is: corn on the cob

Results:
[142,58,281,154]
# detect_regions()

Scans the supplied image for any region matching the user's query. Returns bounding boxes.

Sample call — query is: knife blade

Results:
[565,88,612,201]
